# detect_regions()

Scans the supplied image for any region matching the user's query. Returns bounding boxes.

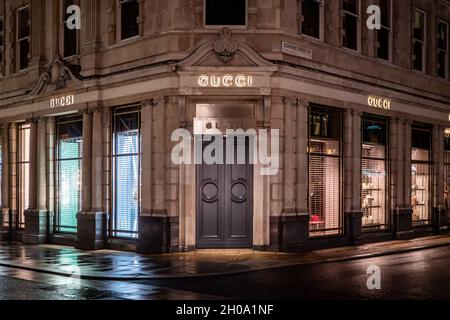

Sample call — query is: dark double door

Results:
[197,138,253,248]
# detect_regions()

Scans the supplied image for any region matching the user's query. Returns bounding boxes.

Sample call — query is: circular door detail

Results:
[202,181,219,202]
[231,181,248,203]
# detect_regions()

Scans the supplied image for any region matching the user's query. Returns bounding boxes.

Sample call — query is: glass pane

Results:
[413,10,424,41]
[310,108,341,139]
[411,163,430,225]
[363,118,387,145]
[438,50,447,79]
[18,8,30,39]
[437,22,448,50]
[57,132,82,233]
[362,145,387,230]
[412,127,431,151]
[19,39,29,70]
[377,27,390,60]
[413,41,423,71]
[379,0,390,28]
[112,108,141,239]
[113,155,140,238]
[205,0,246,26]
[309,153,341,237]
[343,0,358,14]
[302,0,321,39]
[343,14,358,50]
[121,0,139,39]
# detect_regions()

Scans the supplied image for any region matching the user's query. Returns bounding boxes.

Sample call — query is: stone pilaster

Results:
[270,98,309,252]
[344,109,362,244]
[0,124,10,240]
[23,118,48,244]
[76,107,107,250]
[433,125,447,232]
[391,118,413,239]
[137,97,173,254]
[80,0,101,76]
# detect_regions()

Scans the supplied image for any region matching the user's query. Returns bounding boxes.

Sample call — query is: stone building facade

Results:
[0,0,449,253]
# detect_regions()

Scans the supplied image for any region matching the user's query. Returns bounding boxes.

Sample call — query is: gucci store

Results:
[0,38,449,253]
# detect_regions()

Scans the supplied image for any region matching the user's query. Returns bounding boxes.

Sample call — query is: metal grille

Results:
[55,116,83,233]
[309,139,342,237]
[411,148,431,226]
[111,106,141,239]
[17,123,30,229]
[362,144,388,231]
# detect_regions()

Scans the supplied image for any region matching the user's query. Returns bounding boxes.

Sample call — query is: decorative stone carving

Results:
[31,54,82,95]
[213,28,238,63]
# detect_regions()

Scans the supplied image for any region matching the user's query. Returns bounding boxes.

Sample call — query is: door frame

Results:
[195,137,254,249]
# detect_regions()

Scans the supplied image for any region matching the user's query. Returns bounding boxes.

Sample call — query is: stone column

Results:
[271,98,309,252]
[0,124,11,240]
[137,97,172,254]
[76,107,107,250]
[23,118,48,244]
[433,125,447,232]
[391,118,413,239]
[344,110,363,245]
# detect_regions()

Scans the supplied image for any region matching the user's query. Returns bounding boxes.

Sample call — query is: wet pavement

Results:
[140,246,450,300]
[0,235,450,279]
[0,266,224,300]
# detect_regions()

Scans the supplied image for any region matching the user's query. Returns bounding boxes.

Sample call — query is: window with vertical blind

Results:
[411,125,432,226]
[308,106,342,237]
[362,115,389,231]
[17,123,30,230]
[55,116,83,233]
[111,105,141,239]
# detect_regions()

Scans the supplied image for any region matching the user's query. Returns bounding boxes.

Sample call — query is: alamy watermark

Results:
[366,265,381,290]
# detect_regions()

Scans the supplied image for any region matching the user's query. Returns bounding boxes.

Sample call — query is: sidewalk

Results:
[0,235,450,280]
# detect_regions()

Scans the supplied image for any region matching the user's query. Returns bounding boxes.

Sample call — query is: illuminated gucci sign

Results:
[197,75,253,88]
[368,96,391,110]
[50,95,74,108]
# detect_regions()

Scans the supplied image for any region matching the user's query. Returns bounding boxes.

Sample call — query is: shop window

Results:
[17,123,30,230]
[376,0,391,61]
[300,0,323,40]
[62,0,79,58]
[437,21,448,79]
[205,0,246,26]
[411,125,432,226]
[119,0,139,40]
[444,129,450,212]
[412,9,426,72]
[16,6,30,71]
[55,116,83,233]
[111,106,141,239]
[0,139,2,209]
[342,0,360,51]
[362,115,388,231]
[0,16,4,75]
[308,106,342,237]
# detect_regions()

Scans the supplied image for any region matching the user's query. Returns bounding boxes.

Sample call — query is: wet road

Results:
[141,246,450,300]
[0,246,449,300]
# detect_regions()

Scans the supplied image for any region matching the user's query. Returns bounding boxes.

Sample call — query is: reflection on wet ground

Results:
[0,265,224,300]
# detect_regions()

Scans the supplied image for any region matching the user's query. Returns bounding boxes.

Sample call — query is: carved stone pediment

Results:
[177,28,276,69]
[30,54,83,95]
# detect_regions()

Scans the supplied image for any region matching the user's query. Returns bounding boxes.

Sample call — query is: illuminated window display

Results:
[308,106,342,237]
[444,130,450,212]
[55,116,83,233]
[111,106,141,239]
[17,123,30,229]
[411,125,432,226]
[361,115,388,231]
